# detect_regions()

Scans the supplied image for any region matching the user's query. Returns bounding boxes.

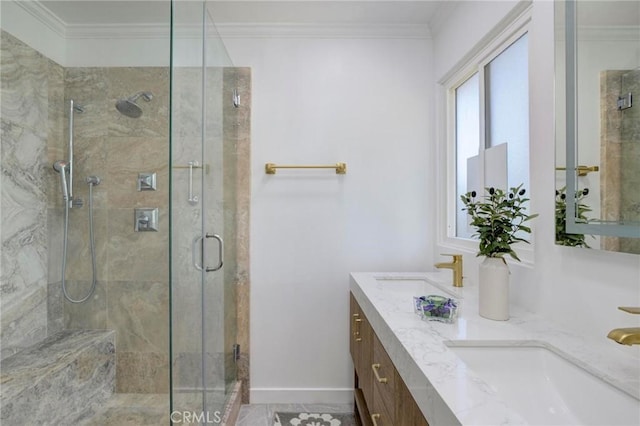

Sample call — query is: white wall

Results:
[433,0,640,354]
[223,34,433,403]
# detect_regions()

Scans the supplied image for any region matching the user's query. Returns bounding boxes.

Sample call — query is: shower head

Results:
[115,91,153,118]
[53,161,69,201]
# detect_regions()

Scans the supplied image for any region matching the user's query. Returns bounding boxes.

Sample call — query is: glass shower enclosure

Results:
[170,0,240,420]
[0,0,243,423]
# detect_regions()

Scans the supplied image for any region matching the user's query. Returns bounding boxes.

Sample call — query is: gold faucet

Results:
[434,254,463,287]
[607,307,640,345]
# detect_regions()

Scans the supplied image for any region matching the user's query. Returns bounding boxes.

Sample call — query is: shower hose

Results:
[61,178,99,304]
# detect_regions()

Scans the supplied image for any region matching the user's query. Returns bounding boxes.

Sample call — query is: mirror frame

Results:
[563,0,640,238]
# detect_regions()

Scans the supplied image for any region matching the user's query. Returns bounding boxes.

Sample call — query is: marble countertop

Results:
[350,272,640,425]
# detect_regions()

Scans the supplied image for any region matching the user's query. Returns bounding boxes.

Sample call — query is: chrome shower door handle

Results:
[205,233,223,272]
[192,235,204,271]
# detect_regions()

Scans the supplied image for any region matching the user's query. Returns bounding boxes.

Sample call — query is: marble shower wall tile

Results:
[2,30,176,393]
[64,68,110,139]
[171,68,204,151]
[0,119,47,207]
[68,136,108,208]
[106,136,168,208]
[0,32,48,138]
[106,281,169,353]
[47,280,64,335]
[106,67,170,139]
[106,207,169,282]
[47,207,65,334]
[64,280,108,330]
[171,275,204,353]
[63,207,109,282]
[600,70,640,254]
[225,67,252,403]
[619,70,640,143]
[618,70,640,254]
[61,66,171,393]
[0,31,50,359]
[47,59,66,209]
[171,351,226,389]
[116,351,169,393]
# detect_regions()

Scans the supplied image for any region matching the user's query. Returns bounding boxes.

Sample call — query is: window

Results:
[455,74,480,239]
[452,32,530,240]
[485,34,529,192]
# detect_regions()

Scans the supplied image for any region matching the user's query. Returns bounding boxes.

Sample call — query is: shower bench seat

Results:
[0,330,115,425]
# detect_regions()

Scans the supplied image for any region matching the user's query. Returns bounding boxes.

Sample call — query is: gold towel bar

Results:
[265,162,347,175]
[555,165,599,177]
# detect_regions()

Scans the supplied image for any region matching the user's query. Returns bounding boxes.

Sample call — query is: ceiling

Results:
[40,0,446,26]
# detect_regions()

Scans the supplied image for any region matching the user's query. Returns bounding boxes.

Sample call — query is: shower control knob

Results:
[134,208,159,232]
[137,172,156,191]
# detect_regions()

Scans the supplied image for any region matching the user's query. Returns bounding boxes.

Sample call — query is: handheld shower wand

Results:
[52,99,98,304]
[53,160,69,202]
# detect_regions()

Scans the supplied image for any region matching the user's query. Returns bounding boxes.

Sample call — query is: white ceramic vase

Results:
[478,256,510,321]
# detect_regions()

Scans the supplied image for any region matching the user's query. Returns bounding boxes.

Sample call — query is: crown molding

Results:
[13,0,67,38]
[59,22,431,41]
[215,23,430,39]
[20,0,430,41]
[555,26,640,42]
[65,23,171,40]
[578,26,639,41]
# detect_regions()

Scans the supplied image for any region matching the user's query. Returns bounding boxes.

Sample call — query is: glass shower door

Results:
[170,0,237,421]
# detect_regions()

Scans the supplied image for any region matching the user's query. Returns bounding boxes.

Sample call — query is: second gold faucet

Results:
[435,254,463,287]
[607,307,640,346]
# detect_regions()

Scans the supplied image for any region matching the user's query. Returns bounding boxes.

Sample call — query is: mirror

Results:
[555,0,640,254]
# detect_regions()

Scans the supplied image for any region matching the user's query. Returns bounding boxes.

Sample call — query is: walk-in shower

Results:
[115,91,153,118]
[1,1,248,424]
[53,100,101,304]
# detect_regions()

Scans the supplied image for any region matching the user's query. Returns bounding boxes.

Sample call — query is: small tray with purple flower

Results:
[413,295,459,323]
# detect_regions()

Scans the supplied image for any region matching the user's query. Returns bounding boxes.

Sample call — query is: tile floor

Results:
[81,392,228,425]
[235,403,354,426]
[79,396,353,425]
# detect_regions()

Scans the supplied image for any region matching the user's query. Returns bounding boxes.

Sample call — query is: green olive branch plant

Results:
[555,186,593,248]
[461,185,538,261]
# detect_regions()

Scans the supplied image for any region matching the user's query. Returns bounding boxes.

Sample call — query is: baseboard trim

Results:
[250,388,354,404]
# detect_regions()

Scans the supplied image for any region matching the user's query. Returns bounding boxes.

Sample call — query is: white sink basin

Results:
[447,342,640,426]
[374,274,462,299]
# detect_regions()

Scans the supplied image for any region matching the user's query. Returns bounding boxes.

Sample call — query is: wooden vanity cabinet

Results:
[350,293,373,422]
[370,333,396,425]
[350,293,430,426]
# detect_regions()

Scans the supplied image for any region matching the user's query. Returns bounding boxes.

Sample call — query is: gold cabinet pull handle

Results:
[371,413,381,426]
[371,363,388,383]
[352,314,362,342]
